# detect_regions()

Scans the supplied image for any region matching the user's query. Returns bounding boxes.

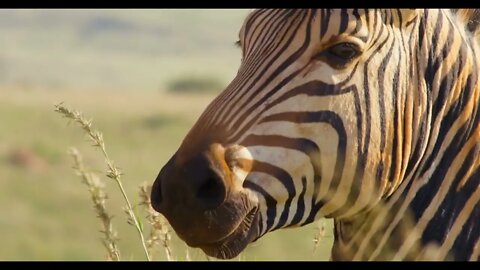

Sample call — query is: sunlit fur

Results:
[167,9,480,260]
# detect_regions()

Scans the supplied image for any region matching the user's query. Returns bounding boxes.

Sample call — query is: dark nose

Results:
[150,151,228,214]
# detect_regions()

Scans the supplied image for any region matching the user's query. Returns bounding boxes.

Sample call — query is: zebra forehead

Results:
[248,9,480,31]
[242,9,413,34]
[244,9,433,26]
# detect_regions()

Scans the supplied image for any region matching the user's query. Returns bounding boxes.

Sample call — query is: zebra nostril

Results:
[196,175,226,210]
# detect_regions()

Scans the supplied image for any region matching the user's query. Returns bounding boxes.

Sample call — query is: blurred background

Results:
[0,9,333,261]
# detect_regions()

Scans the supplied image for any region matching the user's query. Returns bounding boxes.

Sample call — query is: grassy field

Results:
[0,9,334,261]
[0,9,249,91]
[0,86,333,261]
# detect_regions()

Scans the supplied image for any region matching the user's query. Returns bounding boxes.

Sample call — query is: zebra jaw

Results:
[197,206,260,259]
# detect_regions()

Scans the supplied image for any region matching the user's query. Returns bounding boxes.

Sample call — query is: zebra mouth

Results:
[198,206,259,259]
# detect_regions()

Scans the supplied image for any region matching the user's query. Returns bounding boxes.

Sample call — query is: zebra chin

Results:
[195,206,260,259]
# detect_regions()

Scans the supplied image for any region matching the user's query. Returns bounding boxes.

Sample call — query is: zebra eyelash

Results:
[234,40,241,47]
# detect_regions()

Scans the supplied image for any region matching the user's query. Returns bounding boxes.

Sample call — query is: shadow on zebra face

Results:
[151,8,480,261]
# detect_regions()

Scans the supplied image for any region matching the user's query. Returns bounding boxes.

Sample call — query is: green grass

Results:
[0,9,249,91]
[0,86,333,261]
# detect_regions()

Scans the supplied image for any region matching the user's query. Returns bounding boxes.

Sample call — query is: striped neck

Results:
[332,9,480,261]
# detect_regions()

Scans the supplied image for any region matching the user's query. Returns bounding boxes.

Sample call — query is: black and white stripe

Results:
[183,9,480,260]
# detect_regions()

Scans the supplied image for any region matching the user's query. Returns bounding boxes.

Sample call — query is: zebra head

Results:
[151,9,479,260]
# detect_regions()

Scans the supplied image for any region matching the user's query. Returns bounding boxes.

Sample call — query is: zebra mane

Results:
[451,9,480,40]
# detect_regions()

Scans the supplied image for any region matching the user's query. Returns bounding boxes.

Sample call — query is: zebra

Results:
[150,9,480,261]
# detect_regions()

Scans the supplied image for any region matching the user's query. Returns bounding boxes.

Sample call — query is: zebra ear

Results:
[398,9,422,24]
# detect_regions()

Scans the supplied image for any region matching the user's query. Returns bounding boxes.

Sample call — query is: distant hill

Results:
[0,9,250,91]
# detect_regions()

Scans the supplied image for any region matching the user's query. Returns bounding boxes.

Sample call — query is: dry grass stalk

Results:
[185,244,191,261]
[69,147,121,261]
[313,218,326,254]
[138,183,174,261]
[55,102,151,261]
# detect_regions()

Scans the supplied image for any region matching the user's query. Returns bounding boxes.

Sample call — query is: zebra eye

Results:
[328,42,360,60]
[320,42,361,68]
